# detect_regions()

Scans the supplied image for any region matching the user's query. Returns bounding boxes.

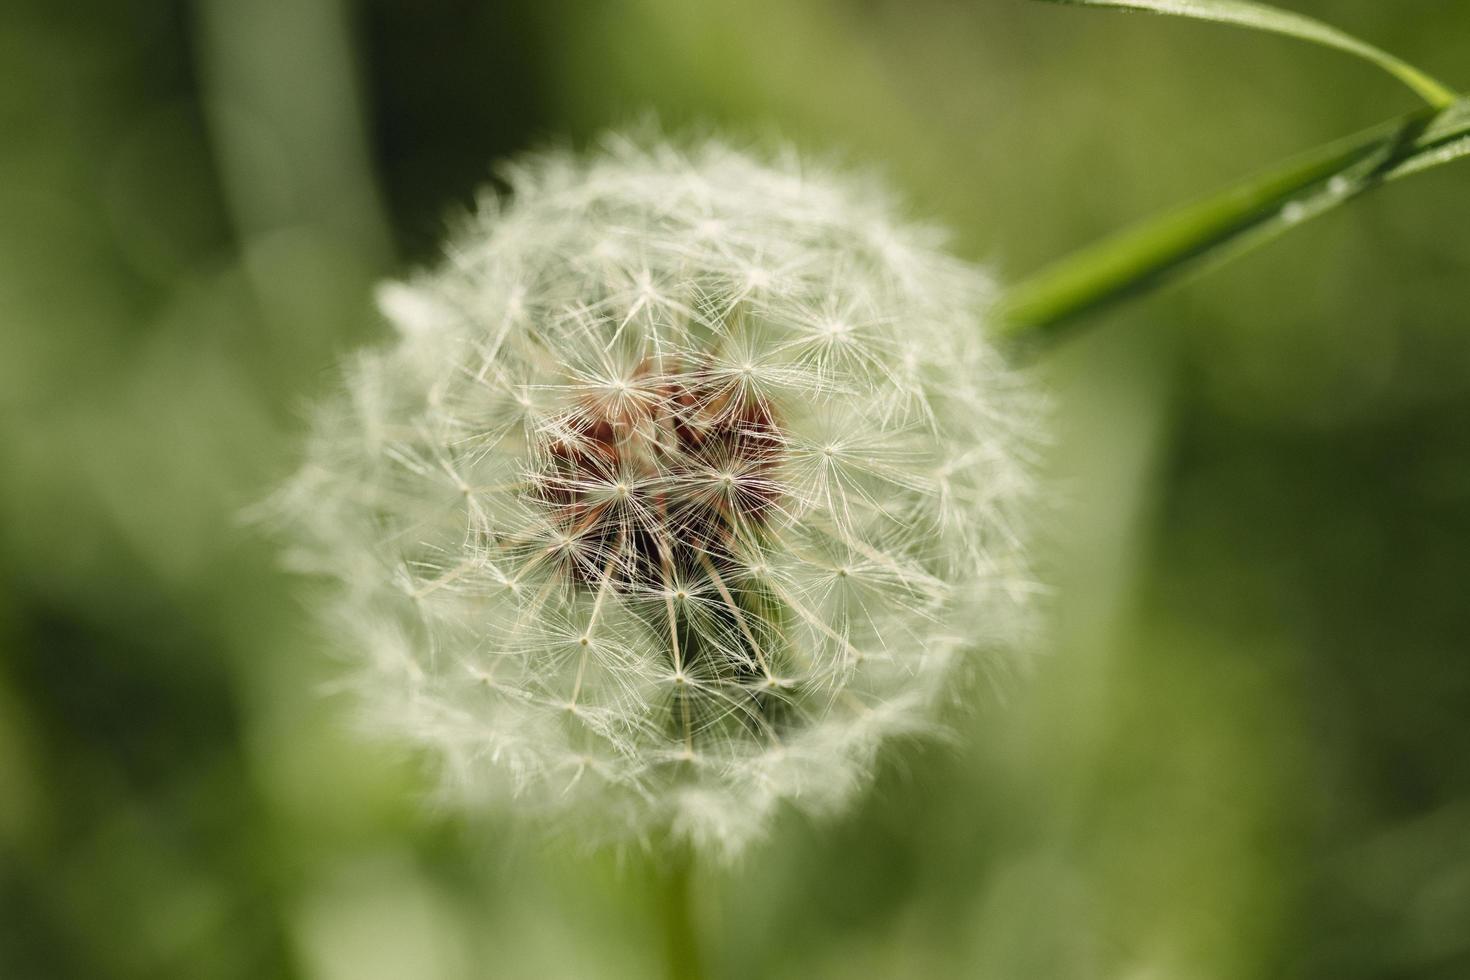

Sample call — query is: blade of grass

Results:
[998,98,1470,340]
[1035,0,1457,109]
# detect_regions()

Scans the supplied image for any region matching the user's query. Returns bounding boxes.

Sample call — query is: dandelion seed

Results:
[271,132,1043,858]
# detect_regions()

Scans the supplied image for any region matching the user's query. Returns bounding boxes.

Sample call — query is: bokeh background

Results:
[2,1,1468,977]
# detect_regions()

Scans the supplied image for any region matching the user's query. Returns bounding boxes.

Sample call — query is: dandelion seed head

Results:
[276,133,1043,859]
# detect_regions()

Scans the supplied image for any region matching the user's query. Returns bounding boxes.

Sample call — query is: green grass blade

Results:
[999,98,1470,339]
[1036,0,1457,109]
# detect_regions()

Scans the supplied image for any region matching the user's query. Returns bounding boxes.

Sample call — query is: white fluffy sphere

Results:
[277,134,1041,857]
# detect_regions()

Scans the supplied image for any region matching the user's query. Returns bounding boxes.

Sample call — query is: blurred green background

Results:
[2,1,1468,977]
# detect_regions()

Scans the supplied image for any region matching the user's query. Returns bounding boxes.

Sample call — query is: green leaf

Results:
[1036,0,1457,109]
[998,98,1470,339]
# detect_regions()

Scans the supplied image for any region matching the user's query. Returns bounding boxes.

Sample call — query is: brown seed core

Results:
[530,360,784,589]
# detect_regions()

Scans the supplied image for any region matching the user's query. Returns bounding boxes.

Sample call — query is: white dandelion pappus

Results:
[277,134,1041,858]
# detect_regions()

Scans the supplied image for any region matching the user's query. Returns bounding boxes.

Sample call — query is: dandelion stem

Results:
[658,847,705,980]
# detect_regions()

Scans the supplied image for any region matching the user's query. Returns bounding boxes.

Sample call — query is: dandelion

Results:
[273,133,1042,859]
